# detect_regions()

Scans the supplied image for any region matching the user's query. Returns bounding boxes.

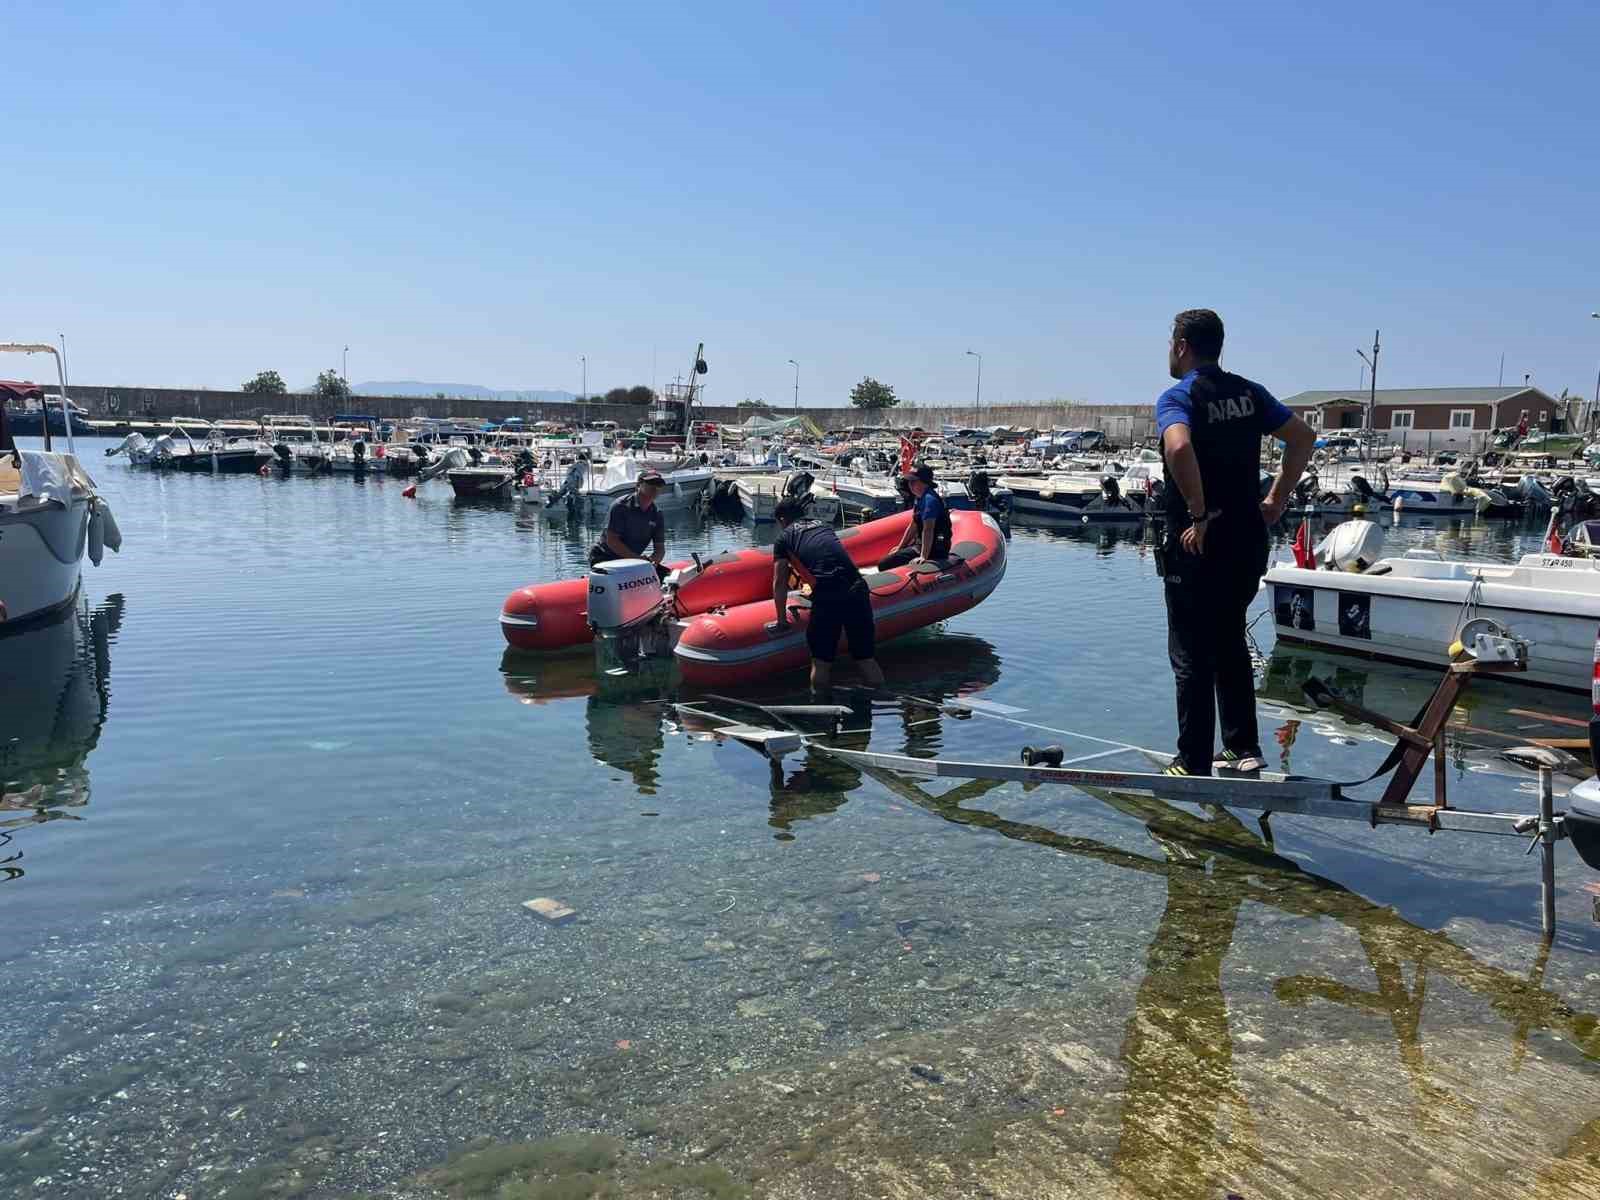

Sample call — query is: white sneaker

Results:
[1214,749,1266,772]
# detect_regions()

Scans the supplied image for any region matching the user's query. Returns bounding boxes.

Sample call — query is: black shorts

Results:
[806,581,876,663]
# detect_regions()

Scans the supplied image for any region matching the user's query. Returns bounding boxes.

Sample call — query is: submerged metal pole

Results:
[1539,766,1556,939]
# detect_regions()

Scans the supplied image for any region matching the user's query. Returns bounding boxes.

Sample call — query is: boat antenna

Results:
[58,332,75,456]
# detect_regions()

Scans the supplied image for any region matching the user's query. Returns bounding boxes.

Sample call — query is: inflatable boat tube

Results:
[499,511,915,652]
[674,510,1007,687]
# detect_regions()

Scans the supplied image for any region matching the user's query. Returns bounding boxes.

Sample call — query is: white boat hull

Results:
[0,498,88,627]
[582,475,712,514]
[1263,558,1600,691]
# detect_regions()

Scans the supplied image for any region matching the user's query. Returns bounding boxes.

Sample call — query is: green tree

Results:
[315,369,351,400]
[625,385,654,405]
[849,377,898,410]
[241,369,287,395]
[737,398,775,414]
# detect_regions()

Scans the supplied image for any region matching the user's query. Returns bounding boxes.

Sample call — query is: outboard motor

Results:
[352,439,366,462]
[1520,474,1554,509]
[467,444,483,465]
[967,469,992,510]
[273,442,293,466]
[587,558,669,671]
[1316,519,1386,572]
[782,470,816,514]
[1100,475,1122,506]
[1350,474,1376,500]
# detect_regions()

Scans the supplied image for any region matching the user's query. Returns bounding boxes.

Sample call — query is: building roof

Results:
[1280,386,1554,409]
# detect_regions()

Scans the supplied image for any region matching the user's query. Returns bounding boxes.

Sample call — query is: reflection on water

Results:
[849,717,1600,1198]
[0,595,123,880]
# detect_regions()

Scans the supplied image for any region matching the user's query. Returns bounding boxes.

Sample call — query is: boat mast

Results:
[684,342,705,454]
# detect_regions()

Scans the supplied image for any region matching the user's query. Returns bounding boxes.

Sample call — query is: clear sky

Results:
[5,2,1597,409]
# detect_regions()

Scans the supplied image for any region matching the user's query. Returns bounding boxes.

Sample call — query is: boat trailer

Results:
[677,641,1586,939]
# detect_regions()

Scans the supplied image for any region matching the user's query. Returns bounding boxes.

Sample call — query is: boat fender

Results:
[259,464,271,476]
[87,503,105,566]
[403,484,417,498]
[1020,744,1064,767]
[100,501,123,553]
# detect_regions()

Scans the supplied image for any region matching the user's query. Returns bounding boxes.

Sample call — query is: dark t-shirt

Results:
[773,519,862,593]
[592,493,664,560]
[1156,365,1292,525]
[912,487,952,550]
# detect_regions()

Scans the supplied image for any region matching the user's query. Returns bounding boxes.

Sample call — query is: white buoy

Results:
[1393,495,1405,514]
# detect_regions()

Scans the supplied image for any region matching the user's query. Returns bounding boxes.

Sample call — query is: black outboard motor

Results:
[352,439,366,462]
[967,469,992,510]
[274,443,293,466]
[783,470,816,514]
[1350,473,1376,500]
[1100,475,1122,506]
[468,445,483,465]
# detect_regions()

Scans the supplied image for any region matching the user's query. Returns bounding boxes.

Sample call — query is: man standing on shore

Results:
[1156,309,1315,777]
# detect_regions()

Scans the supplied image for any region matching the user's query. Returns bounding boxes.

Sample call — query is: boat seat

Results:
[860,571,901,588]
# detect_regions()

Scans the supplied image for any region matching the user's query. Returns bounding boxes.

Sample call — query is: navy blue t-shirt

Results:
[1156,365,1292,522]
[911,487,952,549]
[774,519,862,593]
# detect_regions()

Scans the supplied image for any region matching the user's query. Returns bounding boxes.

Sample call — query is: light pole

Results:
[342,345,349,388]
[1591,313,1599,433]
[580,355,587,427]
[1356,330,1379,454]
[787,358,799,410]
[965,349,982,425]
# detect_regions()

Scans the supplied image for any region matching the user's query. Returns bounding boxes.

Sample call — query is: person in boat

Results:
[878,463,952,570]
[772,496,885,692]
[589,469,668,579]
[1156,308,1315,778]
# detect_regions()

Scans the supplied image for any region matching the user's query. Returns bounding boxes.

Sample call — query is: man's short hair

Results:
[1173,309,1225,360]
[774,497,807,523]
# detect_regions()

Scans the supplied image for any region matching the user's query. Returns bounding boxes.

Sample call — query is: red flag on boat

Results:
[1546,512,1564,555]
[1291,518,1311,569]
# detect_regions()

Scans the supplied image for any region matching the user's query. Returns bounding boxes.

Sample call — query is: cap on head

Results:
[902,462,935,486]
[638,470,666,487]
[774,496,807,523]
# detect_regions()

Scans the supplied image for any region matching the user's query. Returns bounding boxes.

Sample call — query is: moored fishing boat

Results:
[0,341,122,629]
[1264,520,1600,691]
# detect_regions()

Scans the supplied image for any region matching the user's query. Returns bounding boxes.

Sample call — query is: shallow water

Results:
[3,439,1598,1199]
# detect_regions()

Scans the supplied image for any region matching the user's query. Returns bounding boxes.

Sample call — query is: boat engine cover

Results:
[588,559,663,632]
[1321,520,1385,573]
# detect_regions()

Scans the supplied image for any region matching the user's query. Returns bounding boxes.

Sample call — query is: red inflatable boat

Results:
[673,509,1007,686]
[499,511,915,652]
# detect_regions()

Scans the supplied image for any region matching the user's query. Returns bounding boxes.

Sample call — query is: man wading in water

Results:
[1156,309,1315,776]
[771,496,885,693]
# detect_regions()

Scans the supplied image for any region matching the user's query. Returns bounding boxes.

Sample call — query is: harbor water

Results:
[4,438,1599,1199]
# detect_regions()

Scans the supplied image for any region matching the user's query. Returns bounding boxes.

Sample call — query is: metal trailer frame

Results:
[675,650,1575,938]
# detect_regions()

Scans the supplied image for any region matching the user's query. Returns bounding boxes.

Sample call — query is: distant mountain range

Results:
[352,381,579,403]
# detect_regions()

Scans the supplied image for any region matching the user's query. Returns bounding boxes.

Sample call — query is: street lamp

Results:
[342,345,349,387]
[965,349,982,424]
[1589,312,1599,433]
[787,359,799,410]
[580,355,587,427]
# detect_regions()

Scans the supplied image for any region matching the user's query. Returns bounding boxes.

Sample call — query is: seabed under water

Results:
[3,440,1598,1199]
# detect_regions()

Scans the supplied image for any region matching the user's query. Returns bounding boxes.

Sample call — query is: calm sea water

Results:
[4,437,1598,1199]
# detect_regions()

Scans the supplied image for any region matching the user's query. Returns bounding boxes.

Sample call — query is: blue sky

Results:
[5,2,1597,408]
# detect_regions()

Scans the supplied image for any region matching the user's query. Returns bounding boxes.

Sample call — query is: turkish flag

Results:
[1291,519,1311,569]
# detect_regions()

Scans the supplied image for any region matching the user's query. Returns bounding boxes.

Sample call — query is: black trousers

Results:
[877,541,950,571]
[1162,522,1268,773]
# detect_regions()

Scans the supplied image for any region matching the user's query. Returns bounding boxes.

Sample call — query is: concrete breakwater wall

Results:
[62,384,1157,439]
